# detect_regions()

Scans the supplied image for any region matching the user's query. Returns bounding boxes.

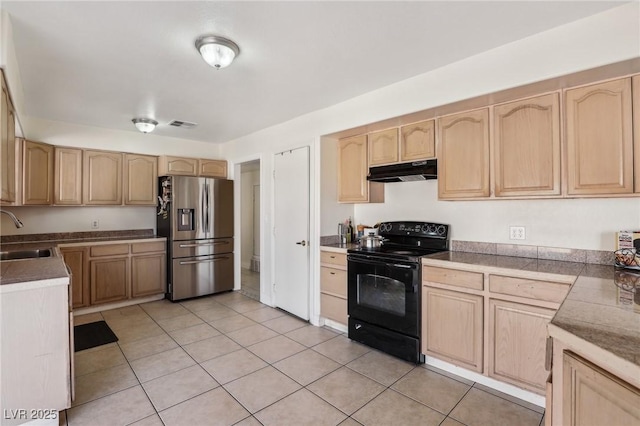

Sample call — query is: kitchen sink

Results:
[0,248,53,261]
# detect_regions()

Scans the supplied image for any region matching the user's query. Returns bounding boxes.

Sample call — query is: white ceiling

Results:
[3,1,627,144]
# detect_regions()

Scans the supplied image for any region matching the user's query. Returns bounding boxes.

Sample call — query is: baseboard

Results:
[73,293,165,316]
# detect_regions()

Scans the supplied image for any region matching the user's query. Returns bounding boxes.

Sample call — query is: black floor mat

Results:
[74,320,118,352]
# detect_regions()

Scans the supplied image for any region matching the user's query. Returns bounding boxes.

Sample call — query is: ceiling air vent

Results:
[168,120,198,128]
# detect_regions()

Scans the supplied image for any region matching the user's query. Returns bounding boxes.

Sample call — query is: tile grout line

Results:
[470,382,546,417]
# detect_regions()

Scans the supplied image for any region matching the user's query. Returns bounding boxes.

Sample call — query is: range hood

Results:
[367,159,437,182]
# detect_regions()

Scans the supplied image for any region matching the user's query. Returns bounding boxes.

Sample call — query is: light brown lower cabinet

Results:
[563,351,640,425]
[320,249,348,326]
[60,247,90,309]
[489,299,554,393]
[61,240,166,308]
[90,256,130,305]
[131,252,166,298]
[422,286,483,372]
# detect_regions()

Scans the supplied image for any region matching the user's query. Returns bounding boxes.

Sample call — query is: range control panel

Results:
[378,221,449,239]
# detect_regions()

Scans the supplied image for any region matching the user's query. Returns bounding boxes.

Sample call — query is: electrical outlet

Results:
[509,226,525,240]
[91,220,99,229]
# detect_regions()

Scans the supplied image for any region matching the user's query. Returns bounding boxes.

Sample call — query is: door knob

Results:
[295,240,307,246]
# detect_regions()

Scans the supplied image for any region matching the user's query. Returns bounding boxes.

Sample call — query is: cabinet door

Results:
[199,159,227,178]
[54,147,83,205]
[22,140,54,205]
[633,75,640,193]
[338,135,370,202]
[438,109,490,199]
[493,93,561,197]
[400,120,435,161]
[158,156,197,176]
[489,299,554,393]
[368,128,399,166]
[563,352,640,426]
[422,286,483,372]
[61,247,89,309]
[1,73,16,203]
[565,78,633,195]
[131,253,166,298]
[90,257,130,304]
[124,154,157,205]
[83,150,123,205]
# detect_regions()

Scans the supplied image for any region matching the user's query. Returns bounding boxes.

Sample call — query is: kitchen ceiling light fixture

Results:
[132,118,158,134]
[195,35,240,69]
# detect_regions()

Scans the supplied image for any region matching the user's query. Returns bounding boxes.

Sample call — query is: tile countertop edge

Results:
[421,254,581,283]
[0,276,69,294]
[320,243,358,253]
[548,323,640,388]
[57,236,166,248]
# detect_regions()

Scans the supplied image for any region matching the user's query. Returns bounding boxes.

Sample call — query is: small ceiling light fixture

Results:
[132,118,158,134]
[195,35,240,69]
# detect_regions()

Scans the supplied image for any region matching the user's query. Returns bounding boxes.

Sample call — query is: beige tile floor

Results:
[65,292,545,426]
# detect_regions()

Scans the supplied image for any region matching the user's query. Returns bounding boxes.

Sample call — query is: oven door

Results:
[347,254,420,337]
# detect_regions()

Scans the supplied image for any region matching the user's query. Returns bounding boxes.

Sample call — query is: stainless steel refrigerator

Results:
[157,176,234,301]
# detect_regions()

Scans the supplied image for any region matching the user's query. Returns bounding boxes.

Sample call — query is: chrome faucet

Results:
[0,209,24,228]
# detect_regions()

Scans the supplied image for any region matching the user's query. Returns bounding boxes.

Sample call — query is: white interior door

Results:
[274,146,310,320]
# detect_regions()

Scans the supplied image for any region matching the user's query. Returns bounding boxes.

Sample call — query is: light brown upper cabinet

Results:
[1,70,16,203]
[199,159,227,178]
[158,156,198,176]
[83,150,123,205]
[400,120,435,161]
[493,93,561,197]
[368,128,399,166]
[438,108,490,199]
[565,78,633,195]
[22,140,54,205]
[338,135,384,203]
[633,76,640,193]
[54,147,83,205]
[124,154,157,205]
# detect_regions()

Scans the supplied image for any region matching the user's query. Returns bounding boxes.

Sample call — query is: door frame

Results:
[232,155,264,302]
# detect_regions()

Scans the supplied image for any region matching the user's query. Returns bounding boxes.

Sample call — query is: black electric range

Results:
[347,221,450,363]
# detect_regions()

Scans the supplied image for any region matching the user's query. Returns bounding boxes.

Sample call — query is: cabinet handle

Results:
[330,256,336,259]
[330,272,335,275]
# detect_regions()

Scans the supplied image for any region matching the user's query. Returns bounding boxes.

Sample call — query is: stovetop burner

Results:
[348,221,450,262]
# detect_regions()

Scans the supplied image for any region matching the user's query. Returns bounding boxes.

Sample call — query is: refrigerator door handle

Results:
[179,257,231,265]
[178,241,230,248]
[205,181,210,234]
[201,182,206,235]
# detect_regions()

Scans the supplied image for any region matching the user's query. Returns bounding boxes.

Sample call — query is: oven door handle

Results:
[348,256,417,269]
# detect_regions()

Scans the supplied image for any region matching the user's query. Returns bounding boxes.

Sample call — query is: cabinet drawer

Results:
[320,267,347,298]
[320,293,347,325]
[489,275,569,303]
[320,251,347,267]
[90,244,129,257]
[423,266,484,290]
[131,240,166,254]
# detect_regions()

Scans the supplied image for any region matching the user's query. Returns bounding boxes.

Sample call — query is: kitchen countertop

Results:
[422,251,640,371]
[0,247,69,292]
[0,235,166,290]
[1,235,166,251]
[320,243,359,253]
